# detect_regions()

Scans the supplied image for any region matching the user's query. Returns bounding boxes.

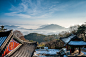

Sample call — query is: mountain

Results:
[38,24,67,30]
[24,33,47,43]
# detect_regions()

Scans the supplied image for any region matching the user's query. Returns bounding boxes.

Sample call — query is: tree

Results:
[58,31,71,38]
[44,36,55,42]
[76,24,86,41]
[29,40,33,42]
[77,24,86,34]
[44,37,49,42]
[69,25,79,34]
[49,36,55,41]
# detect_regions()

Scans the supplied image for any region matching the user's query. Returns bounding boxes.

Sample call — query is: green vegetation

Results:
[29,40,34,42]
[44,36,55,42]
[38,43,45,47]
[24,33,58,43]
[76,24,86,41]
[24,33,47,43]
[24,23,86,49]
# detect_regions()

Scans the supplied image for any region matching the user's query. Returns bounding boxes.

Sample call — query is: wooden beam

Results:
[79,47,81,54]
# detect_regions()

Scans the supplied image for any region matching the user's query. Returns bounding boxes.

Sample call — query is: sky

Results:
[0,0,86,35]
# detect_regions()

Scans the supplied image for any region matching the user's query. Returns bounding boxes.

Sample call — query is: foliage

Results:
[45,40,64,49]
[69,25,79,34]
[76,24,86,41]
[37,42,39,45]
[44,36,55,42]
[68,23,86,41]
[24,23,86,49]
[29,40,33,42]
[58,31,71,37]
[38,43,45,47]
[24,33,58,43]
[76,24,86,34]
[24,33,47,43]
[44,37,49,42]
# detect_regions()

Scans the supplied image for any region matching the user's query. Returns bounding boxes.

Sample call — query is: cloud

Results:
[5,0,68,19]
[4,25,19,28]
[2,24,68,35]
[5,12,17,16]
[5,0,86,20]
[22,30,60,35]
[17,14,31,18]
[5,12,31,18]
[53,2,59,4]
[18,27,33,30]
[9,0,42,15]
[2,25,20,30]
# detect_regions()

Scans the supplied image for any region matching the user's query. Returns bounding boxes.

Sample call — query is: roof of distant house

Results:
[60,34,86,46]
[68,41,86,46]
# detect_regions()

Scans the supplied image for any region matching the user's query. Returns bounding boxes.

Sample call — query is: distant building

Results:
[60,34,86,54]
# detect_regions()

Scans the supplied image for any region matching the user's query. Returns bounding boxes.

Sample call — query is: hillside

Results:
[24,33,47,43]
[38,24,66,30]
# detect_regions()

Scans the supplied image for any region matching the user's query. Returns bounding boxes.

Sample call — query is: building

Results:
[60,34,86,54]
[0,30,37,57]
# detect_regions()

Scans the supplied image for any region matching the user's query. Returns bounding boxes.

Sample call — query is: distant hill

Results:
[24,33,47,43]
[38,24,67,30]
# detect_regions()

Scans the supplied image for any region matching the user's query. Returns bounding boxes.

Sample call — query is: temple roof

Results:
[5,41,37,57]
[0,30,13,53]
[9,42,36,57]
[0,30,37,57]
[68,41,86,46]
[60,35,76,44]
[0,36,7,47]
[60,34,85,46]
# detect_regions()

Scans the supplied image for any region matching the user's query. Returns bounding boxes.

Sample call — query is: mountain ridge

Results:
[38,24,67,30]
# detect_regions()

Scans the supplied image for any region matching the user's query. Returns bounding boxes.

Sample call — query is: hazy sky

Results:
[0,0,86,28]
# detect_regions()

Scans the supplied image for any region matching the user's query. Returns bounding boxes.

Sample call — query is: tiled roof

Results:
[5,42,37,57]
[68,41,86,46]
[10,43,36,57]
[0,36,7,47]
[0,30,13,54]
[0,30,37,57]
[60,34,84,46]
[60,35,76,44]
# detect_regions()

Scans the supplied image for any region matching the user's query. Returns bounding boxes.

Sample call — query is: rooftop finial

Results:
[0,25,7,32]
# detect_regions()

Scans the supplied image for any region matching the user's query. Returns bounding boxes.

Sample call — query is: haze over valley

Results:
[0,0,86,35]
[0,24,69,35]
